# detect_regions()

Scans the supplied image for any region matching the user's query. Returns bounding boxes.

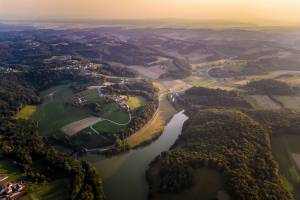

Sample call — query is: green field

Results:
[79,89,102,102]
[93,121,127,133]
[271,134,300,199]
[32,85,92,135]
[16,105,37,120]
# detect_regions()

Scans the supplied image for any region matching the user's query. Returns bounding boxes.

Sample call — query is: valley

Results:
[1,24,300,200]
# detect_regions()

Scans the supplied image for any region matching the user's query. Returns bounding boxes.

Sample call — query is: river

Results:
[83,111,188,200]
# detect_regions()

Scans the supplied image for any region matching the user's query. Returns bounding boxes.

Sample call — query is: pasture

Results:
[93,120,127,134]
[245,95,282,110]
[32,84,133,136]
[32,85,92,135]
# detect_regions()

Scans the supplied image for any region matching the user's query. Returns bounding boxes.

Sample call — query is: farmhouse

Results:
[0,181,25,199]
[114,96,130,112]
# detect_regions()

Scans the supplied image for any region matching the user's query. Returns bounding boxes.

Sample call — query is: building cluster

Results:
[0,179,25,200]
[113,96,130,112]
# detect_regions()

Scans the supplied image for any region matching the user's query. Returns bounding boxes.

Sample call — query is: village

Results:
[0,176,25,200]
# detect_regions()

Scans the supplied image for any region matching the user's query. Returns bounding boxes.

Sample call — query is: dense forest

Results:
[98,63,138,77]
[177,86,252,109]
[147,109,293,200]
[243,109,300,135]
[0,70,106,200]
[242,79,296,95]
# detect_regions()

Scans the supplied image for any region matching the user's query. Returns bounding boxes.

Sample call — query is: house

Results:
[0,181,25,199]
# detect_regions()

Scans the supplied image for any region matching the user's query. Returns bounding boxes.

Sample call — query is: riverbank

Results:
[83,111,188,200]
[126,93,176,148]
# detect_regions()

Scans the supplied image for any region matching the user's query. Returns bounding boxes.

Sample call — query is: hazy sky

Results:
[0,0,300,25]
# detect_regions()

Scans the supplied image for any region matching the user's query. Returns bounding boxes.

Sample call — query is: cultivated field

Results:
[273,96,300,110]
[245,95,282,110]
[62,117,103,136]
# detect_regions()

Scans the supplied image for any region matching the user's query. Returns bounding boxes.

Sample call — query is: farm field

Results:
[273,96,300,110]
[32,85,92,135]
[93,120,127,134]
[16,105,37,120]
[271,134,300,199]
[62,117,103,136]
[32,84,133,136]
[245,95,282,110]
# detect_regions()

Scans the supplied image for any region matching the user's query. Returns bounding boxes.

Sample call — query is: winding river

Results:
[83,111,188,200]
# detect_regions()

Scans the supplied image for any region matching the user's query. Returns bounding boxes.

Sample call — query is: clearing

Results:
[16,105,37,120]
[245,95,282,110]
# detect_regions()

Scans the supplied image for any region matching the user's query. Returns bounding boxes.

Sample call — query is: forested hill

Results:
[147,109,293,200]
[176,86,252,109]
[242,79,297,95]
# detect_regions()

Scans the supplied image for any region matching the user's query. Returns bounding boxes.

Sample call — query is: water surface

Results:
[84,111,188,200]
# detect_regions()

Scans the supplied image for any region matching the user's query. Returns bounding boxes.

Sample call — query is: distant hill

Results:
[177,86,251,109]
[242,79,296,95]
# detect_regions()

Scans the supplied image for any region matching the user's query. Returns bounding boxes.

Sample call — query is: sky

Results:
[0,0,300,25]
